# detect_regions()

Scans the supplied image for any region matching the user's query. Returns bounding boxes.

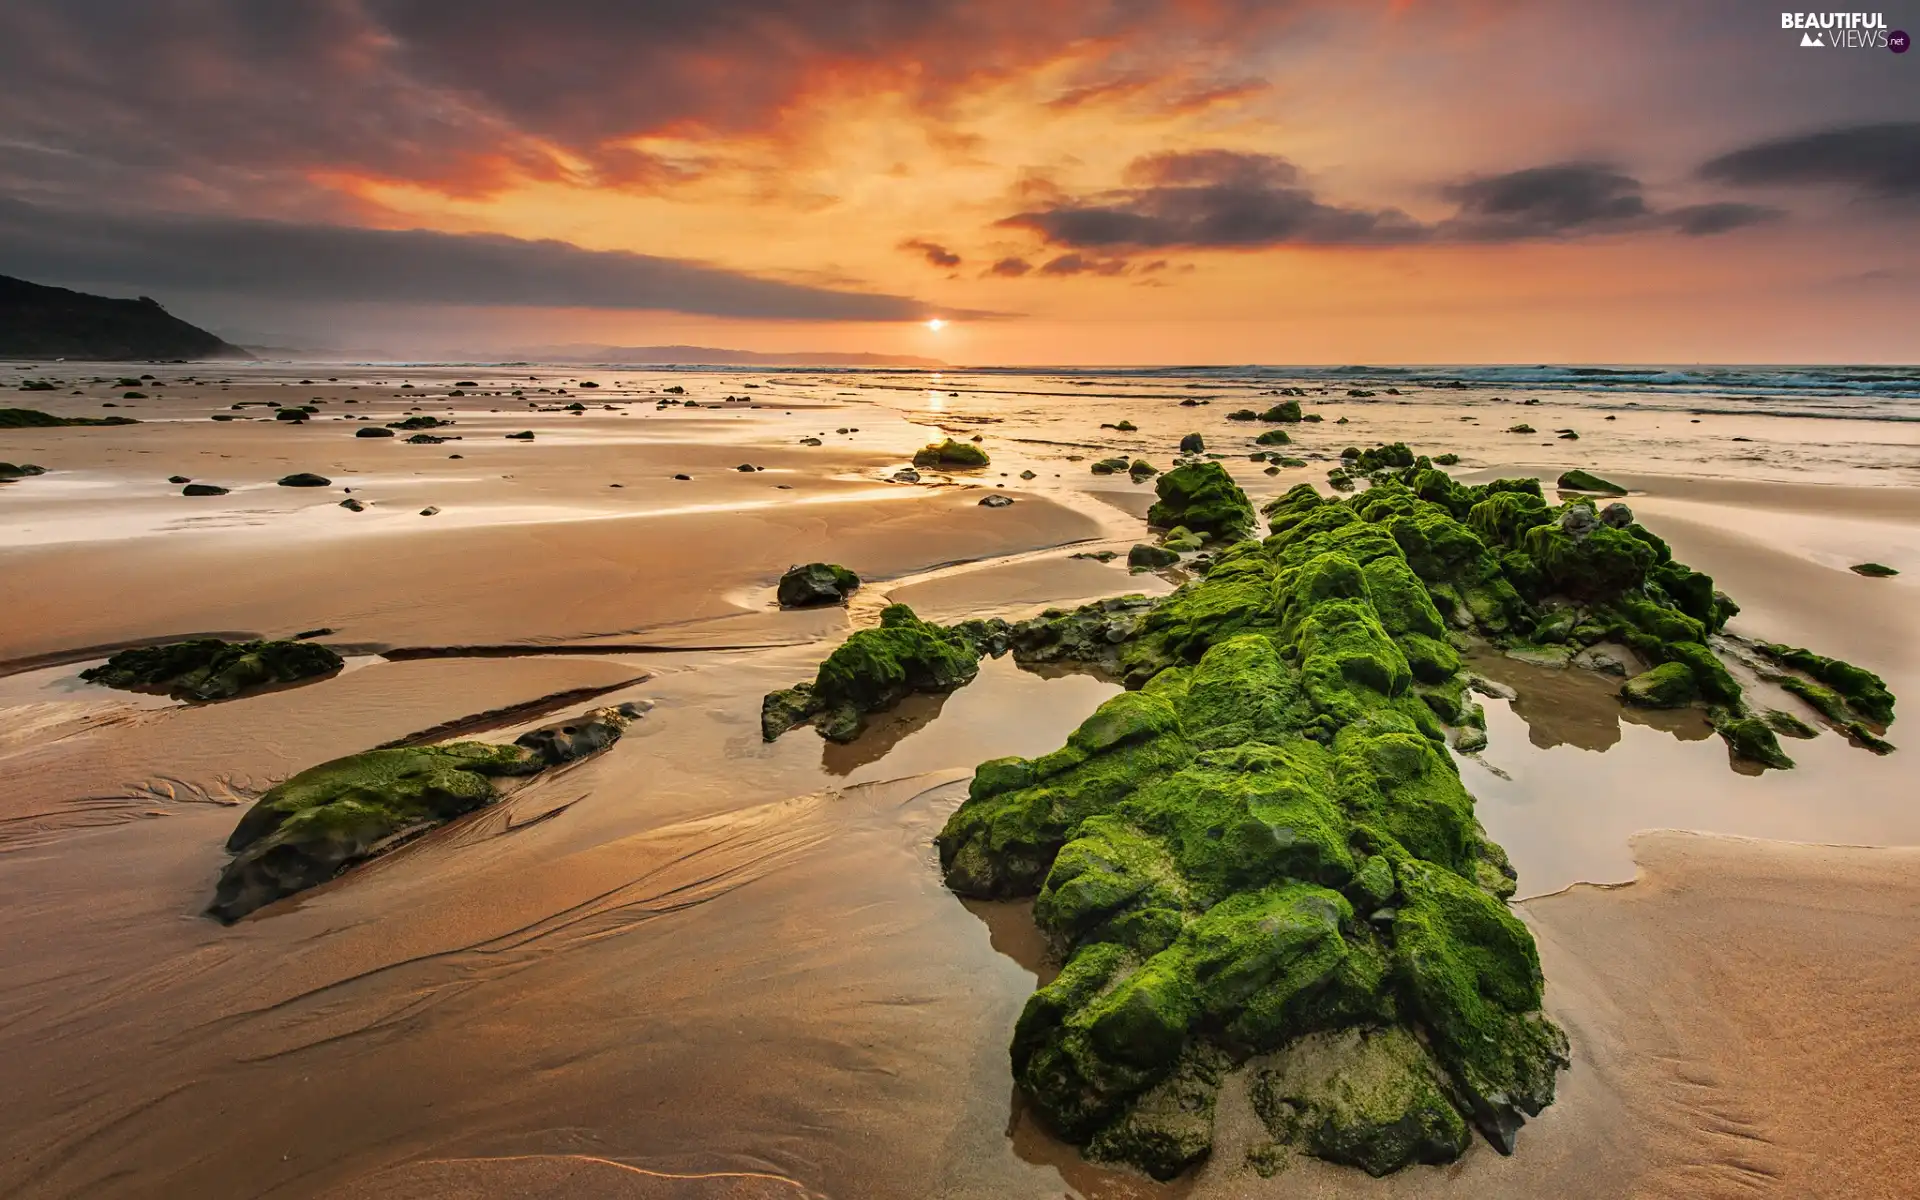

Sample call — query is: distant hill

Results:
[0,275,248,361]
[512,343,945,367]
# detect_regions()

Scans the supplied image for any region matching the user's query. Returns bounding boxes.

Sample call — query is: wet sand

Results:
[1,361,1916,1198]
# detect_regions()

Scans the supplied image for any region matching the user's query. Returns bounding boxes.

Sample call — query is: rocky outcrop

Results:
[760,604,1003,742]
[81,638,343,702]
[1556,469,1627,495]
[1146,462,1256,542]
[209,704,642,921]
[0,273,247,360]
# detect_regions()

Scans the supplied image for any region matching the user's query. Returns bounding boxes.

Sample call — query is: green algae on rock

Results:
[1556,469,1627,495]
[80,638,343,702]
[1849,562,1898,578]
[760,604,998,743]
[1147,462,1255,541]
[926,447,1893,1181]
[912,438,990,469]
[210,704,641,922]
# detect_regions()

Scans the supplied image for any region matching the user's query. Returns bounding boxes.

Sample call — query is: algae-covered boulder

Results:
[1255,429,1291,446]
[1147,462,1256,542]
[1850,562,1898,578]
[776,562,860,607]
[1620,662,1695,708]
[1556,469,1627,495]
[1179,433,1206,454]
[81,638,343,702]
[760,604,990,743]
[210,705,638,921]
[912,439,990,469]
[1758,643,1895,726]
[1129,544,1181,569]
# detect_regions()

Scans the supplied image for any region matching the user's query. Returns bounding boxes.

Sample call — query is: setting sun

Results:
[925,318,946,332]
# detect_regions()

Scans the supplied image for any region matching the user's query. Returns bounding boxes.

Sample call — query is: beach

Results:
[1,361,1916,1199]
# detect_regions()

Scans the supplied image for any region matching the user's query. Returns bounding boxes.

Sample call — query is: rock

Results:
[1556,469,1626,495]
[1129,458,1159,480]
[505,430,535,439]
[1090,456,1131,475]
[167,475,191,483]
[1251,1028,1470,1177]
[777,562,861,607]
[209,706,636,921]
[1128,543,1181,569]
[418,506,439,516]
[1599,501,1634,528]
[1162,527,1205,553]
[1020,470,1037,480]
[1455,726,1489,753]
[979,493,1015,508]
[1255,429,1291,445]
[1147,461,1256,541]
[277,473,330,487]
[1764,709,1819,739]
[912,439,990,469]
[1714,712,1794,770]
[1620,662,1696,708]
[1845,721,1896,754]
[1756,643,1895,725]
[800,436,823,445]
[355,425,396,438]
[1070,550,1119,563]
[1260,399,1303,422]
[1179,433,1205,454]
[1506,424,1535,434]
[1850,562,1899,577]
[182,483,229,496]
[81,638,343,702]
[388,415,450,430]
[760,604,992,743]
[736,463,756,472]
[1558,503,1597,539]
[274,408,308,422]
[340,498,366,512]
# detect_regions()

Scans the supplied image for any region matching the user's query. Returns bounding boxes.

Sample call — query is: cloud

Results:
[1664,202,1780,236]
[998,150,1427,252]
[1037,254,1131,277]
[987,256,1033,277]
[899,238,962,268]
[1439,163,1649,239]
[1698,122,1920,202]
[0,198,973,321]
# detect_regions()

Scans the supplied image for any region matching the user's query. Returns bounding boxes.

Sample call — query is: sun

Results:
[925,318,946,332]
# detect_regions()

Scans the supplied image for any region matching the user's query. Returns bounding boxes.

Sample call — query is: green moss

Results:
[912,438,990,468]
[1521,522,1654,598]
[1757,644,1895,725]
[1620,662,1695,708]
[1713,713,1794,770]
[1556,469,1627,495]
[1251,1027,1470,1177]
[81,638,343,702]
[763,604,985,743]
[1779,675,1849,724]
[1763,709,1819,739]
[1845,722,1896,754]
[1147,461,1257,541]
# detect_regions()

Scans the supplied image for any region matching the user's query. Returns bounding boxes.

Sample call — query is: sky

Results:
[1,0,1916,363]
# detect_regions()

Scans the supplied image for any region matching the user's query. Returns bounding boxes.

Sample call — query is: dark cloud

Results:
[1439,163,1650,239]
[1698,122,1920,201]
[999,150,1426,252]
[1664,202,1781,236]
[987,257,1033,277]
[0,199,967,321]
[899,238,962,268]
[998,152,1776,267]
[1037,254,1130,277]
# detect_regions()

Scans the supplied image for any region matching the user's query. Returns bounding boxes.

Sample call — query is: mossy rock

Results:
[1251,1027,1469,1176]
[211,706,637,921]
[1255,429,1292,446]
[1849,562,1898,578]
[1090,456,1131,475]
[0,407,139,427]
[1129,543,1181,569]
[1620,661,1695,708]
[761,605,989,744]
[80,638,343,702]
[1758,643,1895,725]
[1713,712,1794,770]
[776,562,860,607]
[913,438,990,468]
[1147,462,1256,542]
[1556,469,1627,495]
[1179,433,1206,454]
